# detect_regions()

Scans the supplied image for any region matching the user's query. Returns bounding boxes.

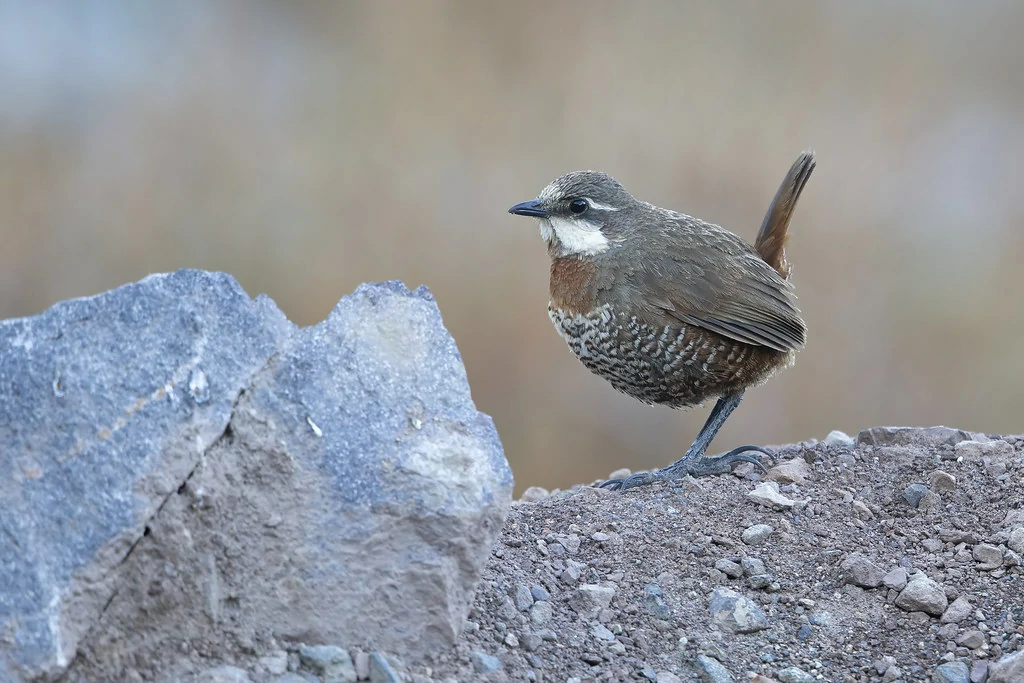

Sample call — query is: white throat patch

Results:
[539,216,609,257]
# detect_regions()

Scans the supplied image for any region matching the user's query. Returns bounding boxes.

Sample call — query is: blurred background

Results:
[2,1,1022,495]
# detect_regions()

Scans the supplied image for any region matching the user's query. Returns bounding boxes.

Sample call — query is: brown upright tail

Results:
[754,151,816,280]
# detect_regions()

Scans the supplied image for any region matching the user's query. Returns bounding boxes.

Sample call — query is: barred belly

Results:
[547,303,774,408]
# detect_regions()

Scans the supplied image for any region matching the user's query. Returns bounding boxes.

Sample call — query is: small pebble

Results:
[518,486,549,502]
[973,544,1003,570]
[694,654,732,683]
[741,557,766,576]
[741,524,773,546]
[714,558,743,578]
[469,651,502,673]
[824,430,855,448]
[933,661,970,683]
[929,470,957,492]
[777,666,815,683]
[902,483,929,507]
[514,584,534,611]
[529,601,553,626]
[895,573,948,616]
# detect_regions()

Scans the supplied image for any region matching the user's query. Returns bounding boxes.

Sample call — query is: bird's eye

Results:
[569,199,588,215]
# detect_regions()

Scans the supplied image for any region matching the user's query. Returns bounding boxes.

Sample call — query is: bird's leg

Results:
[597,390,774,492]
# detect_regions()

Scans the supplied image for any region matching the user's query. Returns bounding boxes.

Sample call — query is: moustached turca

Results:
[509,152,815,491]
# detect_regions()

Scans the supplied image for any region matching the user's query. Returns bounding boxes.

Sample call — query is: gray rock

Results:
[747,574,772,590]
[497,596,518,622]
[741,524,773,545]
[0,270,290,681]
[196,667,254,683]
[469,651,502,673]
[903,483,930,507]
[777,667,815,683]
[747,482,799,509]
[941,596,973,624]
[883,567,908,590]
[857,426,969,448]
[840,552,886,588]
[714,559,744,579]
[273,675,311,683]
[970,660,989,683]
[708,587,769,633]
[591,623,615,642]
[933,661,970,683]
[808,611,831,626]
[0,272,512,681]
[529,601,553,626]
[300,646,356,683]
[852,500,874,520]
[740,557,766,576]
[883,665,903,683]
[562,533,581,554]
[939,529,978,545]
[824,430,855,448]
[929,470,957,492]
[767,457,810,484]
[259,651,289,676]
[518,486,549,502]
[876,657,897,676]
[530,585,551,601]
[955,439,1015,462]
[569,583,616,618]
[521,633,543,651]
[956,630,986,649]
[895,574,948,616]
[989,649,1024,683]
[368,652,401,683]
[514,585,534,611]
[695,654,733,682]
[1008,527,1024,555]
[919,490,942,512]
[656,673,683,683]
[643,583,671,619]
[973,544,1003,570]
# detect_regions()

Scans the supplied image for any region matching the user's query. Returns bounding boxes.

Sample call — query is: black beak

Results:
[508,199,548,218]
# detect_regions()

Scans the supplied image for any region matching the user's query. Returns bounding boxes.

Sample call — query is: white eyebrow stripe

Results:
[586,199,619,211]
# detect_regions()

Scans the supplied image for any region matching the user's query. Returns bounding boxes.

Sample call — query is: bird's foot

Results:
[596,445,774,493]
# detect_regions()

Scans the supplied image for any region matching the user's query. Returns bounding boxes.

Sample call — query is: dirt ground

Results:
[413,427,1024,683]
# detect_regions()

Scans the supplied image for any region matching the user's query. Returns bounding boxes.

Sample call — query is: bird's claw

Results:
[595,445,774,493]
[596,470,661,492]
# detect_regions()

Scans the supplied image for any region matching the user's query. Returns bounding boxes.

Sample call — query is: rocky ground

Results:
[105,426,1024,683]
[405,427,1024,683]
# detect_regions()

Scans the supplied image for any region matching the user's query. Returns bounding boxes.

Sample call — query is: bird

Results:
[508,152,815,492]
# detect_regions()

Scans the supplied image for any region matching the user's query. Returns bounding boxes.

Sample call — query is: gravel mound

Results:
[409,428,1023,683]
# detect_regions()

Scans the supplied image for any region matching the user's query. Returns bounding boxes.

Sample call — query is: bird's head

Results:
[509,171,637,259]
